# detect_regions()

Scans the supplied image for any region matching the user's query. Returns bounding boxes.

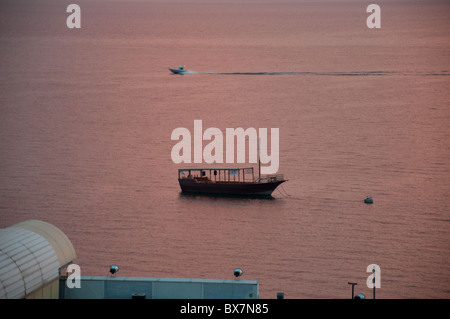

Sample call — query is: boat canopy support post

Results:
[178,167,259,184]
[258,138,261,183]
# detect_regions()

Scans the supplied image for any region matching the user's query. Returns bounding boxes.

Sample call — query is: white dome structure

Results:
[0,220,76,299]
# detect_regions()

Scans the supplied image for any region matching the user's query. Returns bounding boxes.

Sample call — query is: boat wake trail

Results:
[179,70,450,76]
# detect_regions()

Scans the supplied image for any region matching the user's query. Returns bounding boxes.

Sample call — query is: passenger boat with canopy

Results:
[178,167,286,197]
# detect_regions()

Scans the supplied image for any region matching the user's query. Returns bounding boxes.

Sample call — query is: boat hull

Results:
[178,178,286,197]
[169,68,186,74]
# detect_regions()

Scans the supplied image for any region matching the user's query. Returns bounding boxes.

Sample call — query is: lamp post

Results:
[372,267,376,299]
[348,282,357,299]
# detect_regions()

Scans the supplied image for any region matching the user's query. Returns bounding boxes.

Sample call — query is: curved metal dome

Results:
[0,220,76,299]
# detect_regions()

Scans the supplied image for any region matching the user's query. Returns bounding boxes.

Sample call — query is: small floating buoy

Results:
[364,196,373,204]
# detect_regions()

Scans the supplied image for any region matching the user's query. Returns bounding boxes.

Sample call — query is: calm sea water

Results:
[1,0,449,298]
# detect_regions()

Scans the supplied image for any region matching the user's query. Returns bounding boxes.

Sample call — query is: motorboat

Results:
[169,66,187,74]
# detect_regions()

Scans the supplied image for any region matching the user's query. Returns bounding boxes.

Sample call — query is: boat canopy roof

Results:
[178,167,254,171]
